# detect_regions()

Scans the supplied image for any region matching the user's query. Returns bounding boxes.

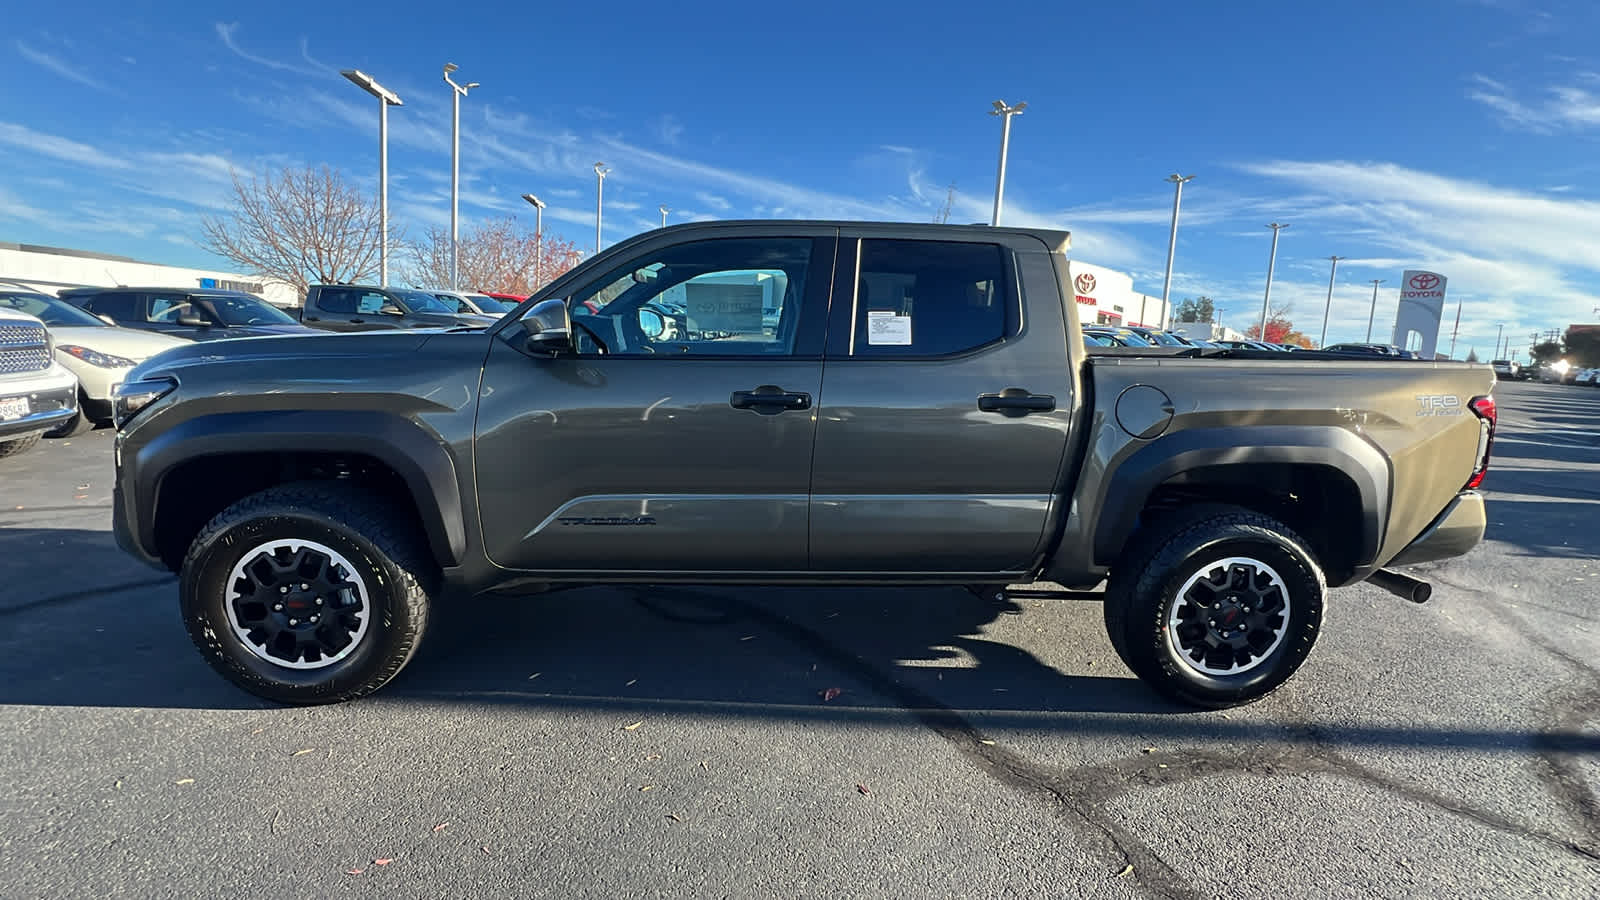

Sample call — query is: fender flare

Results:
[133,409,466,568]
[1093,425,1392,568]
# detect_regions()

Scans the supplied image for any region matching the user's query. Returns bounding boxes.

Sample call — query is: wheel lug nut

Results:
[273,604,284,612]
[300,584,308,591]
[280,586,288,594]
[1208,619,1217,628]
[310,615,319,623]
[288,618,298,626]
[315,598,323,605]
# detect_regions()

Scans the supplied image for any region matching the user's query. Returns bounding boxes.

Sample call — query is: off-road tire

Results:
[179,482,436,704]
[1105,504,1325,709]
[0,432,42,458]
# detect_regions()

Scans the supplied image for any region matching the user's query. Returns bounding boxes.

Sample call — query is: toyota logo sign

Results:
[1074,273,1097,295]
[1409,273,1440,291]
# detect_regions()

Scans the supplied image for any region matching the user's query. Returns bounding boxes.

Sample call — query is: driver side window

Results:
[557,237,813,357]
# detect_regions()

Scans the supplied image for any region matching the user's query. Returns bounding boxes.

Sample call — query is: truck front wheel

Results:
[178,483,435,704]
[1105,505,1325,709]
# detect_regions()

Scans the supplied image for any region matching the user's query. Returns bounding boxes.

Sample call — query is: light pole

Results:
[443,63,479,290]
[1318,255,1342,349]
[1449,300,1462,359]
[1495,322,1505,360]
[520,193,545,288]
[594,162,610,253]
[1259,223,1289,340]
[659,205,669,228]
[988,100,1026,226]
[1161,173,1195,316]
[1366,279,1385,342]
[340,69,403,287]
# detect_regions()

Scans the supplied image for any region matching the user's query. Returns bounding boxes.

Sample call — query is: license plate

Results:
[0,397,27,421]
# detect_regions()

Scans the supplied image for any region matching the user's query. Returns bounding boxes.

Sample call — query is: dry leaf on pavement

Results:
[374,858,393,866]
[623,721,643,731]
[820,688,843,702]
[1115,864,1134,878]
[347,868,365,876]
[640,784,655,792]
[856,784,871,795]
[174,778,194,785]
[291,748,316,757]
[433,823,450,832]
[666,813,682,823]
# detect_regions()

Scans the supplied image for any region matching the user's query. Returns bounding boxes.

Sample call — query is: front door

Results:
[475,229,836,575]
[808,232,1076,576]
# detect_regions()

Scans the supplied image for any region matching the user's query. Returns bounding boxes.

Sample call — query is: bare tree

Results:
[403,216,583,295]
[199,165,387,300]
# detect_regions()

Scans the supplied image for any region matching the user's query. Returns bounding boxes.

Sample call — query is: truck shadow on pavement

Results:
[2,529,1598,760]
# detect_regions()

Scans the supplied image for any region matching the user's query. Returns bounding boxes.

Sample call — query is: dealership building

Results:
[1064,260,1172,329]
[0,242,297,307]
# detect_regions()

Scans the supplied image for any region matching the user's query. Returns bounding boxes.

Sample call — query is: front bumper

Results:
[1387,491,1487,567]
[0,366,78,440]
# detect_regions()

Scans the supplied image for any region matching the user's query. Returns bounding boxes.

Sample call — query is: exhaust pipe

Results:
[1367,568,1432,604]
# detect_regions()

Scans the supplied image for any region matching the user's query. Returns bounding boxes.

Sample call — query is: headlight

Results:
[112,376,177,429]
[60,344,138,369]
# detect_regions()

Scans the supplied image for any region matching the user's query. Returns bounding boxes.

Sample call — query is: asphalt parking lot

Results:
[1,379,1596,898]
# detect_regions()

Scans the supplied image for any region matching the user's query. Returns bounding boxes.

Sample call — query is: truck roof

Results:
[620,219,1072,254]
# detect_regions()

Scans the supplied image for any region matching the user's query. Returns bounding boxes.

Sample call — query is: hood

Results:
[187,323,322,340]
[408,311,498,328]
[127,329,444,381]
[48,326,189,362]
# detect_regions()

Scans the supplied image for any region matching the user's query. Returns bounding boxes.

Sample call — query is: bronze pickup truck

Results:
[108,221,1495,708]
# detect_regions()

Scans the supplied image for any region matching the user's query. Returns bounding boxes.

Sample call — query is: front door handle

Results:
[978,388,1056,417]
[351,317,366,324]
[730,385,812,415]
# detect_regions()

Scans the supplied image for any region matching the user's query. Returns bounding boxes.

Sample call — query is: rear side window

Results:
[355,291,391,315]
[315,288,357,314]
[851,240,1007,357]
[80,291,141,321]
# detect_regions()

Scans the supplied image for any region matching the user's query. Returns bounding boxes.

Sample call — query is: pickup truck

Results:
[299,283,499,331]
[108,221,1496,709]
[0,305,79,457]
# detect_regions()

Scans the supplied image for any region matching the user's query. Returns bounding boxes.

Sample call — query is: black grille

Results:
[0,322,50,375]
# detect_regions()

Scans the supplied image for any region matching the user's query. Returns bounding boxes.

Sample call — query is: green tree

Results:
[1530,341,1563,365]
[1565,326,1600,367]
[1176,296,1215,323]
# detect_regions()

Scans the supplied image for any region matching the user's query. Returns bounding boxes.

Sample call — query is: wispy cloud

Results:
[694,191,731,211]
[0,121,133,170]
[215,23,322,77]
[15,39,110,92]
[1468,74,1600,133]
[657,115,684,146]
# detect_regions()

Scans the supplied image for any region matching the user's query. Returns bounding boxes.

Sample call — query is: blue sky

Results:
[4,0,1600,355]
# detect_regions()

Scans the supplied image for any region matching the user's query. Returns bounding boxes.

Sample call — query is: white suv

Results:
[0,306,79,457]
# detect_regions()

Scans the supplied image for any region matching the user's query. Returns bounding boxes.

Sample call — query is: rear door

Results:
[474,227,836,575]
[808,231,1076,576]
[76,291,146,330]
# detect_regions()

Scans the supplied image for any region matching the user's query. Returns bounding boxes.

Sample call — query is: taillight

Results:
[1465,395,1496,489]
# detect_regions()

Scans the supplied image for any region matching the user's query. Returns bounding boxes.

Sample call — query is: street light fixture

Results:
[1319,255,1343,349]
[521,193,545,287]
[1365,279,1385,342]
[594,162,610,253]
[659,205,669,228]
[988,100,1026,226]
[340,69,403,287]
[443,63,479,290]
[1259,223,1289,340]
[1161,173,1195,319]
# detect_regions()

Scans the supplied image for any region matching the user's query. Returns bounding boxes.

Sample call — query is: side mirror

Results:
[379,303,404,316]
[638,308,666,339]
[177,312,210,327]
[522,298,573,356]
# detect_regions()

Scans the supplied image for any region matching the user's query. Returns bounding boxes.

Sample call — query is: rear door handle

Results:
[351,317,365,324]
[303,316,320,322]
[730,385,812,415]
[978,388,1056,417]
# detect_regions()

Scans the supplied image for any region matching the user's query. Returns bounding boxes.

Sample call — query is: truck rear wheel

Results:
[1105,504,1325,709]
[178,483,435,704]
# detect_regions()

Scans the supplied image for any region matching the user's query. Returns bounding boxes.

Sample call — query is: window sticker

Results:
[866,309,912,346]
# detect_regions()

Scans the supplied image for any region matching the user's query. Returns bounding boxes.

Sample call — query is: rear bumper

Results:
[0,367,78,440]
[1387,491,1486,567]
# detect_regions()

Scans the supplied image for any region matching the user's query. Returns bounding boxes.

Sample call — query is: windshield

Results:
[0,291,108,327]
[205,294,298,326]
[393,289,456,314]
[1138,329,1188,346]
[465,294,514,313]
